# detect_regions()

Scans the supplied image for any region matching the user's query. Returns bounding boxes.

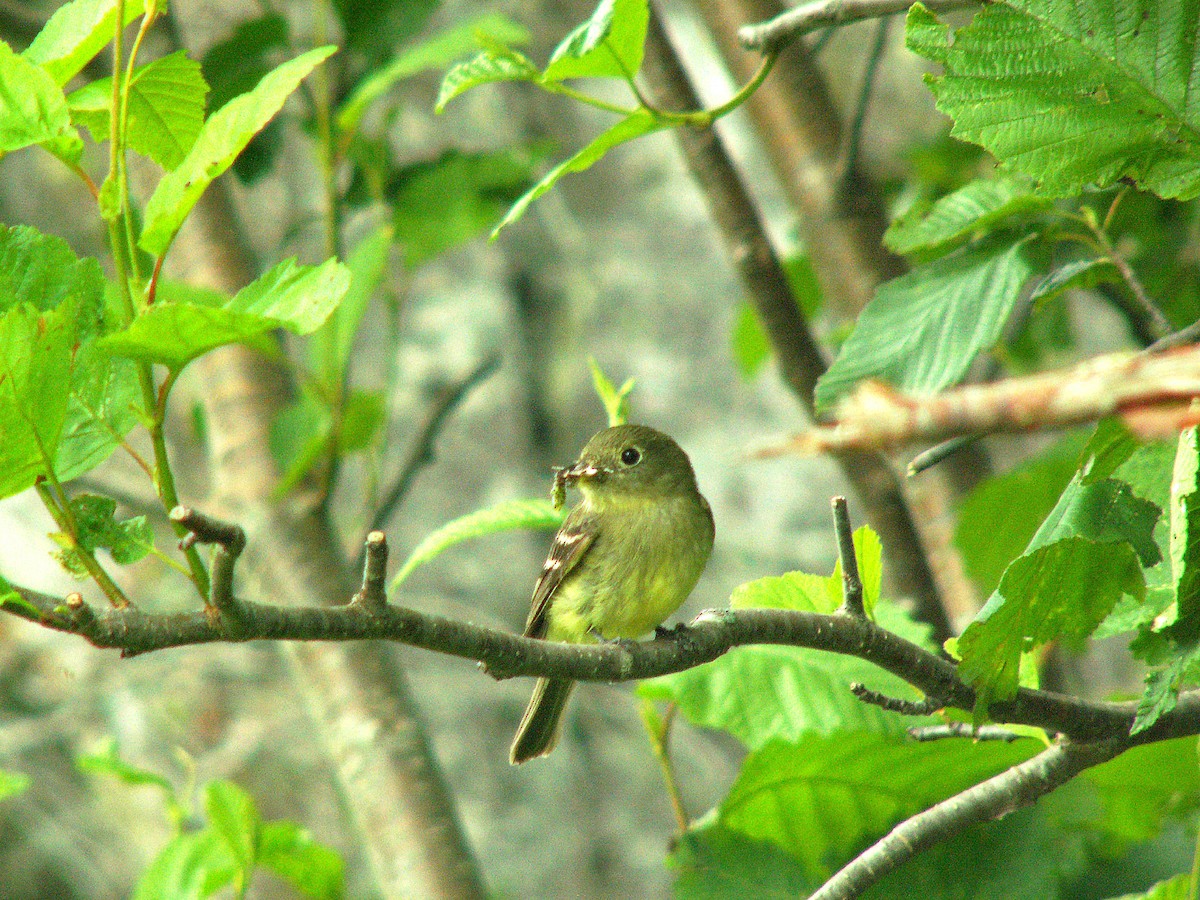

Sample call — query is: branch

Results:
[810,739,1122,900]
[6,575,1199,748]
[738,0,977,52]
[767,345,1200,455]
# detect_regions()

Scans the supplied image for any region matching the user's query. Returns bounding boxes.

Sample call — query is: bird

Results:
[510,423,714,764]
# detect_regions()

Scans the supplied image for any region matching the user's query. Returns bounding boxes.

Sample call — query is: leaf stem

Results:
[640,700,689,836]
[34,480,132,609]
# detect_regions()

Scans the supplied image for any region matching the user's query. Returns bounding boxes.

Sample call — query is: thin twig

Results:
[907,434,982,476]
[353,531,389,610]
[641,701,690,836]
[170,506,246,622]
[809,739,1122,900]
[908,723,1023,742]
[832,497,864,618]
[739,0,977,52]
[851,682,942,716]
[1149,317,1200,353]
[835,17,890,201]
[368,356,500,538]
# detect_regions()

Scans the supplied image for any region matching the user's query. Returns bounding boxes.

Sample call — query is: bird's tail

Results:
[510,678,575,764]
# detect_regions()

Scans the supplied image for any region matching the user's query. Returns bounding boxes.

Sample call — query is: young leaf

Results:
[1166,427,1200,639]
[100,258,350,370]
[436,49,540,113]
[1027,257,1121,305]
[389,499,564,591]
[492,110,664,235]
[132,830,237,900]
[541,0,649,83]
[391,148,540,268]
[730,301,770,379]
[314,224,392,388]
[885,176,1051,260]
[69,51,209,169]
[140,46,336,256]
[205,780,261,874]
[23,0,142,87]
[339,12,529,134]
[718,733,1037,878]
[52,494,152,576]
[258,821,345,900]
[671,821,820,899]
[0,42,82,162]
[77,737,175,794]
[815,236,1035,413]
[588,358,633,427]
[907,1,1200,200]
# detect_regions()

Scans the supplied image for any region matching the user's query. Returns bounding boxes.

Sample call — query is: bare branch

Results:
[354,531,389,610]
[832,497,865,618]
[850,682,943,716]
[739,0,977,52]
[5,581,1199,748]
[908,723,1023,742]
[765,346,1200,456]
[810,739,1122,900]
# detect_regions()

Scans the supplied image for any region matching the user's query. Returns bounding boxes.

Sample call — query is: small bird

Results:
[510,424,714,764]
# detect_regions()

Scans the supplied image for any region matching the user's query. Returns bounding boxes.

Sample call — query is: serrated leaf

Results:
[960,536,1144,705]
[1166,428,1200,639]
[70,51,208,170]
[391,148,540,268]
[0,769,29,802]
[493,110,664,236]
[907,1,1200,200]
[0,41,82,162]
[436,49,540,113]
[885,176,1051,260]
[340,13,529,133]
[258,821,345,900]
[1027,257,1121,304]
[23,0,142,87]
[588,358,633,427]
[541,0,648,83]
[61,493,153,566]
[100,258,350,370]
[140,47,336,256]
[718,733,1038,878]
[815,237,1035,412]
[1081,417,1141,485]
[955,433,1089,595]
[1131,647,1199,735]
[389,499,564,591]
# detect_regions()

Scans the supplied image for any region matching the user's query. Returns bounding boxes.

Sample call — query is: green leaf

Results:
[70,51,209,170]
[100,258,350,370]
[77,737,175,794]
[258,821,345,900]
[205,780,260,874]
[541,0,649,83]
[907,1,1200,200]
[201,14,289,112]
[1081,418,1141,485]
[390,499,564,591]
[23,0,141,87]
[885,176,1051,260]
[955,433,1089,595]
[588,358,633,427]
[0,769,29,802]
[0,41,82,162]
[1078,737,1200,845]
[642,538,935,749]
[436,48,540,113]
[339,13,529,134]
[1110,874,1194,900]
[1131,647,1200,735]
[133,829,236,900]
[53,494,152,576]
[960,536,1144,705]
[814,237,1034,413]
[670,820,820,899]
[331,0,438,65]
[493,110,664,235]
[1165,428,1200,639]
[391,148,541,267]
[730,301,770,379]
[140,47,336,256]
[1027,257,1122,304]
[718,733,1038,878]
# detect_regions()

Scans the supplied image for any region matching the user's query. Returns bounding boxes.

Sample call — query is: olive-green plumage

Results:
[510,424,714,764]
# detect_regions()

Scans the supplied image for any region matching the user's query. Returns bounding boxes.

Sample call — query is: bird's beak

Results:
[555,460,606,489]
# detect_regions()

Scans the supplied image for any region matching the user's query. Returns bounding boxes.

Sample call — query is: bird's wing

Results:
[523,506,597,639]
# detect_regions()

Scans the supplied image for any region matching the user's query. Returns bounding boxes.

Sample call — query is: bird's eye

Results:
[620,446,642,466]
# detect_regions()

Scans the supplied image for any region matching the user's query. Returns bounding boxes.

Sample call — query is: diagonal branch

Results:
[739,0,977,52]
[809,739,1122,900]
